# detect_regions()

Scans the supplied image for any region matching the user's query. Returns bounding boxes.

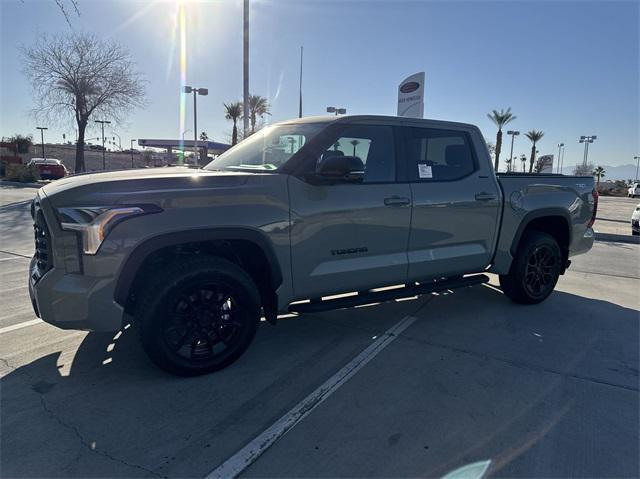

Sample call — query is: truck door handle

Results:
[384,196,411,207]
[475,192,496,201]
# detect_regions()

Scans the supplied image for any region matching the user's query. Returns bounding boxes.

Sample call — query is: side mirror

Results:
[316,155,364,181]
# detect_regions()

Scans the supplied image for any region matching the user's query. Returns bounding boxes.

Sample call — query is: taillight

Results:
[587,189,598,228]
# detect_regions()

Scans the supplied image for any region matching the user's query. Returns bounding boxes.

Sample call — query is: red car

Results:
[27,158,69,180]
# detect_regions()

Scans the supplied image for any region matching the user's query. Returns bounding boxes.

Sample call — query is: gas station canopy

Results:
[137,139,231,155]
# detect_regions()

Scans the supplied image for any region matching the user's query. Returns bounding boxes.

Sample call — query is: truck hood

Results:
[40,167,259,206]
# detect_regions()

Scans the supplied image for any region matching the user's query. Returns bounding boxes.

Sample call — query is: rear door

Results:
[401,125,501,281]
[289,123,412,299]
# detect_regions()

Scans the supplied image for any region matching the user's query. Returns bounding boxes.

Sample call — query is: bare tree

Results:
[22,32,146,172]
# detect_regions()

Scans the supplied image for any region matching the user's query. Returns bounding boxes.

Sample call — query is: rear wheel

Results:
[136,256,261,376]
[499,231,562,304]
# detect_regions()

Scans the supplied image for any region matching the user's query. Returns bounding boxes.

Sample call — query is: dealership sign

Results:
[397,72,425,118]
[537,154,554,173]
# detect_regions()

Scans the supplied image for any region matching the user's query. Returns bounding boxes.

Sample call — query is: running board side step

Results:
[288,274,489,314]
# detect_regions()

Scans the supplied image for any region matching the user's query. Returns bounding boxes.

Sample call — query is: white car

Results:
[629,182,640,198]
[632,203,640,236]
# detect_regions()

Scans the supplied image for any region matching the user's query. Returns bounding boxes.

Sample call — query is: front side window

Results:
[315,125,396,183]
[405,128,476,182]
[204,123,326,172]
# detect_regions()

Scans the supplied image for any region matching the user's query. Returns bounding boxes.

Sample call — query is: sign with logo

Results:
[536,154,554,174]
[397,72,425,118]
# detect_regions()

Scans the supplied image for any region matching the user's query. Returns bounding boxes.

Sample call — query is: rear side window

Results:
[405,127,476,182]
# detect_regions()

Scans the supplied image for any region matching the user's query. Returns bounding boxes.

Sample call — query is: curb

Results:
[0,180,43,188]
[594,232,640,245]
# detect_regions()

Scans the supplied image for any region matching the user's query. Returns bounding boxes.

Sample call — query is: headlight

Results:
[56,205,161,254]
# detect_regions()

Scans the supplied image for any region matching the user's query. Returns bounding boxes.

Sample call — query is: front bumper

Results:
[29,257,124,332]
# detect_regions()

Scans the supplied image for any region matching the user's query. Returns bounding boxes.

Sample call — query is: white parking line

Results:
[207,312,420,479]
[0,319,42,335]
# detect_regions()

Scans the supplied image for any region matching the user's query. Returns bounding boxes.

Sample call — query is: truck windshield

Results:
[203,123,326,172]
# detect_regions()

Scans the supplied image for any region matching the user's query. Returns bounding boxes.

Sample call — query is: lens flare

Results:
[178,1,187,162]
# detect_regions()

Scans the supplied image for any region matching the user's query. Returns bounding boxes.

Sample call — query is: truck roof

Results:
[280,114,478,131]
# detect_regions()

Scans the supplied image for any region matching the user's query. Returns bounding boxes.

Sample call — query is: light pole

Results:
[634,156,639,182]
[556,143,565,173]
[507,130,520,172]
[183,86,208,166]
[95,120,111,170]
[243,0,250,139]
[579,135,597,167]
[326,106,346,116]
[36,127,48,159]
[130,139,136,168]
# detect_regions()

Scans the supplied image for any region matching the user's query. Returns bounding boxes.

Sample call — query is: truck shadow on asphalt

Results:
[1,287,638,477]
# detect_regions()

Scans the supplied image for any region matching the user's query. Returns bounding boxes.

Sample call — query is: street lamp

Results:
[634,156,639,182]
[95,120,111,169]
[36,127,48,159]
[130,139,136,168]
[579,135,597,167]
[506,130,520,172]
[556,143,565,174]
[326,106,346,116]
[184,86,208,166]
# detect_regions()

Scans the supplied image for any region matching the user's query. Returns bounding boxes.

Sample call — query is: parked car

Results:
[632,203,640,235]
[28,115,597,376]
[26,158,68,180]
[628,182,640,198]
[88,144,106,151]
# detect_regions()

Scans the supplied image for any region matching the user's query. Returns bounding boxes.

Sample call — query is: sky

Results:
[0,0,638,169]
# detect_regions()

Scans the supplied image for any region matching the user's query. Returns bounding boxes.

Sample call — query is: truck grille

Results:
[32,200,53,282]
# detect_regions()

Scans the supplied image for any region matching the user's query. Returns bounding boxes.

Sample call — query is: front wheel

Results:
[136,256,261,376]
[499,231,562,304]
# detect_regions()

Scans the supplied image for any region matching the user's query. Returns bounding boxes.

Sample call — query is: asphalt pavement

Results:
[0,185,638,478]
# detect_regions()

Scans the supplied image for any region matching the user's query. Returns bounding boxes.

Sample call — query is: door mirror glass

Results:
[316,154,364,181]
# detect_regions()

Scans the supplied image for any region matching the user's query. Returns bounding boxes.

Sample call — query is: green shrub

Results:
[4,164,40,183]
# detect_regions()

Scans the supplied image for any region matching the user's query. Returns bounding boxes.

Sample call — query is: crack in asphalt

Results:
[36,393,166,478]
[0,356,166,478]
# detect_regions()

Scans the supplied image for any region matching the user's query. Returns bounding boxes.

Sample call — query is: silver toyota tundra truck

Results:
[29,115,597,375]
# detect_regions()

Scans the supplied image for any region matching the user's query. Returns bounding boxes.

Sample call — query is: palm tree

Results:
[223,102,243,145]
[350,139,360,157]
[247,94,270,133]
[520,155,527,172]
[487,108,516,171]
[593,165,606,190]
[525,130,544,173]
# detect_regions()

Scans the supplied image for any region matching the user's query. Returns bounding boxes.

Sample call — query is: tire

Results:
[136,256,261,376]
[499,231,562,305]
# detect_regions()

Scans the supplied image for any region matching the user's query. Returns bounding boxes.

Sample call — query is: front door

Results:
[289,124,412,299]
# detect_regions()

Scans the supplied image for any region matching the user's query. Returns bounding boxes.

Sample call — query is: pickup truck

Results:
[28,115,597,376]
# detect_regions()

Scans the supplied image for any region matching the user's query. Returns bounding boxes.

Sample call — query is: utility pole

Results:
[95,120,111,170]
[298,46,303,118]
[36,127,48,159]
[634,156,639,182]
[243,0,250,139]
[130,139,136,168]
